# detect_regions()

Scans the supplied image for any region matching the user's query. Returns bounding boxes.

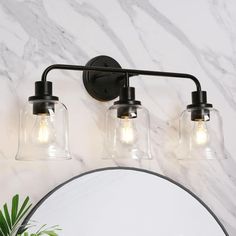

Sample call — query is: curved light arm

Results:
[41,64,202,92]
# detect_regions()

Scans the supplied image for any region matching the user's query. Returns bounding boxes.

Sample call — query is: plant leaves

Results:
[11,194,19,226]
[0,195,32,236]
[16,197,30,220]
[34,224,47,234]
[39,231,58,236]
[17,232,29,236]
[14,203,32,227]
[1,195,61,236]
[11,196,32,234]
[0,224,6,236]
[3,204,12,229]
[0,209,10,235]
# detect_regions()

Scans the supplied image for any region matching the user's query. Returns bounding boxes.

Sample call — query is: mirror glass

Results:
[21,168,227,236]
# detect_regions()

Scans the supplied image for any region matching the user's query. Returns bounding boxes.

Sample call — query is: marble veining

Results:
[0,0,235,234]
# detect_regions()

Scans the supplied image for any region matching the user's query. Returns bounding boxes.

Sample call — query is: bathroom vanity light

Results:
[179,91,225,160]
[105,74,151,160]
[15,81,71,161]
[15,55,225,161]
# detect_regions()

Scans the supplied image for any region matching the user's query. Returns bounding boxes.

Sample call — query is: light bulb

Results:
[118,117,137,144]
[192,120,209,145]
[31,114,56,144]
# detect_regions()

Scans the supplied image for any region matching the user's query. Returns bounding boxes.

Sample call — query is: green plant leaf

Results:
[3,204,12,229]
[17,232,29,236]
[22,224,61,236]
[14,203,32,227]
[39,231,58,236]
[11,194,19,226]
[10,196,32,234]
[16,197,30,220]
[1,195,61,236]
[0,209,10,235]
[34,224,47,234]
[0,195,32,236]
[0,225,6,236]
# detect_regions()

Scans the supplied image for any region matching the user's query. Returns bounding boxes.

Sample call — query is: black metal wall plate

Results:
[83,55,125,101]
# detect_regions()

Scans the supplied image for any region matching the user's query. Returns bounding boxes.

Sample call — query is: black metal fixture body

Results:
[114,85,141,119]
[37,55,213,119]
[29,81,59,115]
[187,91,212,121]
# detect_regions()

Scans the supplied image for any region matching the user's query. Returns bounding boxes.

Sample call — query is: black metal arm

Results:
[41,64,202,92]
[29,55,211,117]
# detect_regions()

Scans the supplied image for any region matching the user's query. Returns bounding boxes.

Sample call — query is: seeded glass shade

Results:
[16,100,71,161]
[178,107,225,160]
[105,104,151,160]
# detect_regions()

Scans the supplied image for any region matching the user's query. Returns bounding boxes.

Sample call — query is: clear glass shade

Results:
[16,100,71,161]
[105,104,151,160]
[178,107,225,160]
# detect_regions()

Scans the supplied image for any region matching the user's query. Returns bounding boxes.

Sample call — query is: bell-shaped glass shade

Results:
[178,107,225,160]
[105,104,151,160]
[16,100,71,161]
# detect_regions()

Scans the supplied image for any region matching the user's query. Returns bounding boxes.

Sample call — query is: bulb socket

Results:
[187,91,212,121]
[117,105,138,119]
[114,87,141,118]
[190,108,210,121]
[29,81,59,115]
[32,101,55,115]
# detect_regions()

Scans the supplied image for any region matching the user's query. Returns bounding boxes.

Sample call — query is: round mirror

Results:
[19,167,228,236]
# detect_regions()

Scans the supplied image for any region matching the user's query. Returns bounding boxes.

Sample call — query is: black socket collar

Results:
[114,87,141,106]
[187,91,212,109]
[114,87,141,119]
[187,91,212,121]
[29,81,59,102]
[29,81,59,115]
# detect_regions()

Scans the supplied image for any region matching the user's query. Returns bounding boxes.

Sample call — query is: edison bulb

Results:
[31,114,56,144]
[192,120,209,145]
[118,118,137,144]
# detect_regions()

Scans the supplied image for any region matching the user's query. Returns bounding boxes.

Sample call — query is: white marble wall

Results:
[0,0,235,234]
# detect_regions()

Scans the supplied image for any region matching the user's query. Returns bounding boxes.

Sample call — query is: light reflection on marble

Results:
[0,0,235,234]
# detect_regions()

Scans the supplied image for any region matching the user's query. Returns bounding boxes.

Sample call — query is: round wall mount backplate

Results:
[83,55,125,101]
